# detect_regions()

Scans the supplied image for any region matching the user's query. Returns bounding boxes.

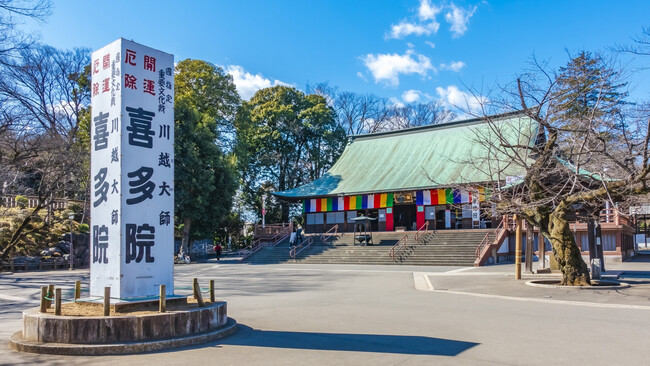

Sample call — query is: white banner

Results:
[90,39,174,299]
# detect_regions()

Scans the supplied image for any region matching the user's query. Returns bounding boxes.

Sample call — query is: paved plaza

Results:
[1,255,650,365]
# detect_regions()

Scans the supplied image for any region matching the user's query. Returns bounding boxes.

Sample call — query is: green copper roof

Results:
[275,112,539,200]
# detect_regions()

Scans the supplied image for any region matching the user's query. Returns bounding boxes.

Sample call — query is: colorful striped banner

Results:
[453,189,461,204]
[303,187,492,214]
[437,189,447,204]
[423,190,431,205]
[461,190,469,203]
[431,189,438,205]
[316,198,323,212]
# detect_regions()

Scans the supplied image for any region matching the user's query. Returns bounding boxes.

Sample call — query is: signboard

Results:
[471,193,480,221]
[506,175,524,186]
[445,210,451,229]
[630,205,650,215]
[460,204,472,218]
[90,39,174,299]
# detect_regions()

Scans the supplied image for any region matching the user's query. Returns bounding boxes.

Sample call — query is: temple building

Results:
[274,112,538,233]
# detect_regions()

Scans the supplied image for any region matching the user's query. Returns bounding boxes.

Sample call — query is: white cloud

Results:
[418,0,442,21]
[362,50,434,86]
[440,61,466,72]
[389,97,405,108]
[402,89,421,103]
[436,85,486,113]
[387,21,440,39]
[425,41,436,48]
[225,65,288,100]
[356,71,367,81]
[445,3,477,38]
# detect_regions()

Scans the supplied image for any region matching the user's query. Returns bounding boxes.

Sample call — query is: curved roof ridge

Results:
[351,110,529,141]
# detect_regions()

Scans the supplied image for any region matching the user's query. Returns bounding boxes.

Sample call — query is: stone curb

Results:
[8,317,238,355]
[525,280,630,289]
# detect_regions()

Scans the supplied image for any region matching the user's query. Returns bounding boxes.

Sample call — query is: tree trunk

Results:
[181,217,192,256]
[0,205,43,260]
[548,210,591,286]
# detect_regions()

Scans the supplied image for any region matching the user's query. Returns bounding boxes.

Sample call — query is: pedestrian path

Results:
[414,254,650,309]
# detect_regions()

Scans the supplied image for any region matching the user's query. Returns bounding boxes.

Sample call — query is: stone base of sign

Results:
[9,301,236,355]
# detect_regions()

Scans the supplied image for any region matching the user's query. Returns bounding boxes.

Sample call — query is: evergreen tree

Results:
[174,59,240,255]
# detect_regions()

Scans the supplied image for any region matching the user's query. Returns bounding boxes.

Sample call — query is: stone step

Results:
[245,229,495,266]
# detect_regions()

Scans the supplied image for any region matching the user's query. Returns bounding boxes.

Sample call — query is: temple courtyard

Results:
[1,256,650,365]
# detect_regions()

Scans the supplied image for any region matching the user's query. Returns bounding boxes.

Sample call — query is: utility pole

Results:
[262,194,267,229]
[525,223,533,273]
[515,215,522,280]
[68,213,74,271]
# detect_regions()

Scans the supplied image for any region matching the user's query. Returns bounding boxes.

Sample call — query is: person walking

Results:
[296,225,303,245]
[215,244,222,260]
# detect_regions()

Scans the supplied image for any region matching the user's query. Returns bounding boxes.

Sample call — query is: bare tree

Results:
[466,52,646,285]
[386,101,456,130]
[0,0,51,60]
[0,44,89,259]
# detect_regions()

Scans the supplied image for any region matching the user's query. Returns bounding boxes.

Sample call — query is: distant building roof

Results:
[275,112,540,200]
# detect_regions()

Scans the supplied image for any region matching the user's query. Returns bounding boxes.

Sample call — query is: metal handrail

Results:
[414,221,430,242]
[321,225,339,243]
[290,237,313,259]
[239,238,262,261]
[389,234,409,261]
[270,232,290,247]
[475,217,506,259]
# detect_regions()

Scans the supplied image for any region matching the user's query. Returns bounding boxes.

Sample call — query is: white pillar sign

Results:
[90,39,174,299]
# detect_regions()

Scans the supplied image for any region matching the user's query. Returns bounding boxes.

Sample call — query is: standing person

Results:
[289,229,296,247]
[296,225,303,245]
[215,244,222,260]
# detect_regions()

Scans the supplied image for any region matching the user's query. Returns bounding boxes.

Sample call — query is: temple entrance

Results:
[393,204,415,230]
[366,209,379,231]
[435,206,447,230]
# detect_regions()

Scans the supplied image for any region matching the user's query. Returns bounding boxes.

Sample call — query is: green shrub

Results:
[78,223,89,233]
[15,195,28,208]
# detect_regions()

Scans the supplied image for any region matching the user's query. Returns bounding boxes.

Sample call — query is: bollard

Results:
[74,281,81,301]
[10,259,14,272]
[40,286,48,313]
[209,279,215,303]
[193,278,205,307]
[159,285,166,313]
[55,288,62,316]
[46,284,55,308]
[103,287,111,316]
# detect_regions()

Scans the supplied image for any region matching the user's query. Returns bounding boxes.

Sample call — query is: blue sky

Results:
[23,0,650,109]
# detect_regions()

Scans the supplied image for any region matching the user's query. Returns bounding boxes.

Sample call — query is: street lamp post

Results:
[262,194,267,229]
[68,213,74,271]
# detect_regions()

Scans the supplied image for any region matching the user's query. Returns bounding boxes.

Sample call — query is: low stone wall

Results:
[22,301,227,344]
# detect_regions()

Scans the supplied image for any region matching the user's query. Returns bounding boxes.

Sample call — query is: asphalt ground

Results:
[1,255,649,365]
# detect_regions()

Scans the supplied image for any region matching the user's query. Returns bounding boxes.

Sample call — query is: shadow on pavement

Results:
[213,324,479,356]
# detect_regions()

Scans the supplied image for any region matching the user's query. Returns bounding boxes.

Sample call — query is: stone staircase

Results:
[243,230,492,266]
[393,229,491,266]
